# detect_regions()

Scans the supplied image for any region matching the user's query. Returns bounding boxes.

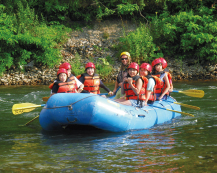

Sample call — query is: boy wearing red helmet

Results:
[77,62,113,95]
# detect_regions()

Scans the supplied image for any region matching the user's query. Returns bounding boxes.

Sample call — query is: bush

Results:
[0,2,71,74]
[117,24,163,63]
[151,3,217,62]
[95,57,113,80]
[70,53,85,76]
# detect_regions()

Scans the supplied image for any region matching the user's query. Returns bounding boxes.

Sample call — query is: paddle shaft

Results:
[151,105,194,117]
[162,99,200,110]
[19,115,39,126]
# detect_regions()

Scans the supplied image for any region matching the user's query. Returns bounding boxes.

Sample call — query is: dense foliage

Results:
[150,1,217,62]
[0,0,217,75]
[0,2,71,74]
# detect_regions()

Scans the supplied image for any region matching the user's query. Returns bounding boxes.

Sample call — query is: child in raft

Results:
[49,62,84,94]
[151,58,170,100]
[139,63,156,106]
[158,57,173,92]
[51,68,84,95]
[77,62,113,95]
[115,62,143,106]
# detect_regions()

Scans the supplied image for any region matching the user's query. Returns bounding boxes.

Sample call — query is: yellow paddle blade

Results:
[173,102,200,110]
[12,103,43,115]
[179,89,204,98]
[42,97,49,102]
[166,108,194,117]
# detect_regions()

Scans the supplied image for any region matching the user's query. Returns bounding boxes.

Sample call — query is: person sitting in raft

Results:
[151,58,170,100]
[51,68,83,95]
[49,62,84,93]
[115,62,143,106]
[113,52,132,98]
[139,63,156,106]
[77,62,113,96]
[158,57,173,92]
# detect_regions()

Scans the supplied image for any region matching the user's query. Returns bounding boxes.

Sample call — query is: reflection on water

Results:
[0,82,217,172]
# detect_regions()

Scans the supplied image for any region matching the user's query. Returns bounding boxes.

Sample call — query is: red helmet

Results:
[57,68,67,76]
[85,62,95,69]
[140,63,152,72]
[159,57,167,69]
[59,62,71,70]
[151,58,162,67]
[128,62,139,72]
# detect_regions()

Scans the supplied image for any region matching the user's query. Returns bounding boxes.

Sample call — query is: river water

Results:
[0,81,216,172]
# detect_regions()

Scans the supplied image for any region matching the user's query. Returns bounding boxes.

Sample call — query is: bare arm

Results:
[169,82,173,92]
[159,73,170,100]
[144,90,151,106]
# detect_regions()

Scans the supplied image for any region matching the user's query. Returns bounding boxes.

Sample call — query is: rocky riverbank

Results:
[1,19,217,86]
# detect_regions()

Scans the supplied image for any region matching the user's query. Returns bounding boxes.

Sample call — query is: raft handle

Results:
[67,118,77,123]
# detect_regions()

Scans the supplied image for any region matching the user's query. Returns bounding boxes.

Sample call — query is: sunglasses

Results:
[121,58,128,60]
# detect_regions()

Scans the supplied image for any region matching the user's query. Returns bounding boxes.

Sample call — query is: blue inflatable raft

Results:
[39,93,181,132]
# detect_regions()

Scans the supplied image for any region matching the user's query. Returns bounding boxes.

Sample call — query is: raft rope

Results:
[43,95,98,109]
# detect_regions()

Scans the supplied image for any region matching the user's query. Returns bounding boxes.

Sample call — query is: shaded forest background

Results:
[1,0,217,75]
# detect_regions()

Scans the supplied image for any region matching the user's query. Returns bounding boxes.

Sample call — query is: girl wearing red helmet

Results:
[158,57,173,92]
[51,68,79,95]
[59,62,74,80]
[113,52,132,97]
[77,62,113,95]
[151,58,170,100]
[49,62,84,93]
[116,62,143,106]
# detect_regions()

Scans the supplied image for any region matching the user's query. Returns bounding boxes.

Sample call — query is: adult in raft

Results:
[49,62,84,94]
[113,52,132,97]
[115,62,143,106]
[151,58,171,100]
[77,62,113,95]
[51,68,83,95]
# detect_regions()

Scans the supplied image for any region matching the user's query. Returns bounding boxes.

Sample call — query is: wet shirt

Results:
[117,68,128,84]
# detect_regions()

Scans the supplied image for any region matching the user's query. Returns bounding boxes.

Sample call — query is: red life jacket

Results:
[165,71,172,86]
[152,72,169,95]
[124,75,141,100]
[49,82,54,89]
[78,73,100,94]
[57,76,78,93]
[49,78,58,89]
[49,74,75,89]
[139,76,156,101]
